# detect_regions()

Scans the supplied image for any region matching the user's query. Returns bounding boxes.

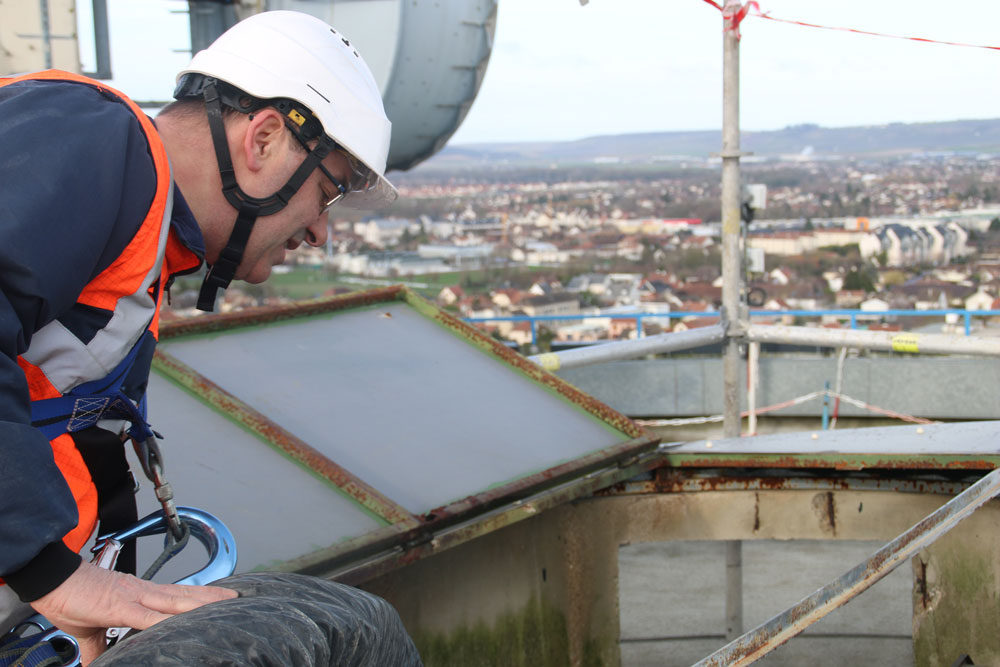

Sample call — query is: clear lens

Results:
[334,149,398,209]
[338,149,375,194]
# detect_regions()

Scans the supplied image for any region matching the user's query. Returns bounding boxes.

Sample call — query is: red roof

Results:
[679,316,721,330]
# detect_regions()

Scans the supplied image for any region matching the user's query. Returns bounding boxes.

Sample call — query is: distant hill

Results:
[427,119,1000,166]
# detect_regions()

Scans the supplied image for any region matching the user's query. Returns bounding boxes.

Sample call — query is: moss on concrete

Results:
[914,547,1000,667]
[413,595,605,667]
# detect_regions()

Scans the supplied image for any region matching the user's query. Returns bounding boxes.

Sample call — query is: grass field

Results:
[170,265,555,306]
[255,265,553,301]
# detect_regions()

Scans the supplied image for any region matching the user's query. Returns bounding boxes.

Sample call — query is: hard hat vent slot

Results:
[307,84,330,104]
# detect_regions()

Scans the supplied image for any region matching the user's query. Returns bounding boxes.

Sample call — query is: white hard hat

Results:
[178,10,397,209]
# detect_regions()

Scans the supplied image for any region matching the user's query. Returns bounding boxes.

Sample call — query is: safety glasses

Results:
[285,119,389,211]
[286,123,349,214]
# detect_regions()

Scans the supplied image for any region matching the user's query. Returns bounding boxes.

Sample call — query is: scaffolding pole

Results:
[746,324,1000,357]
[721,0,745,641]
[721,0,743,440]
[528,324,725,372]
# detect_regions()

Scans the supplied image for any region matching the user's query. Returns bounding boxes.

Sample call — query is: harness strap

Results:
[29,331,158,443]
[194,80,333,313]
[0,631,63,667]
[74,428,139,576]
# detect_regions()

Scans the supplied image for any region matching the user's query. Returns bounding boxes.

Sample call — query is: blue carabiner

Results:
[14,507,237,666]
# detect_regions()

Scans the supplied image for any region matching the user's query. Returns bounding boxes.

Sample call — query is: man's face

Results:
[234,144,350,284]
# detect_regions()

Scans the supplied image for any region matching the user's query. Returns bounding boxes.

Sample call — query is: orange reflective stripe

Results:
[79,220,165,311]
[5,71,167,551]
[50,433,99,553]
[17,357,60,401]
[0,71,171,312]
[13,70,173,396]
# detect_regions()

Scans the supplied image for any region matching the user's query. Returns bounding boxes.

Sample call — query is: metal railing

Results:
[465,308,1000,346]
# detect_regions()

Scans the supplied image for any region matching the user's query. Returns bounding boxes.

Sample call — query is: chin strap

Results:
[195,80,334,312]
[196,201,260,311]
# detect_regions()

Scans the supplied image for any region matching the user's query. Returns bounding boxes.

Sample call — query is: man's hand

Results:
[29,561,238,665]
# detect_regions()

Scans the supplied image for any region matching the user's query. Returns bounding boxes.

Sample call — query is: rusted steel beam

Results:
[270,437,659,582]
[152,349,418,527]
[663,452,1000,472]
[419,435,658,527]
[599,468,978,497]
[291,450,665,586]
[692,465,1000,667]
[159,286,406,339]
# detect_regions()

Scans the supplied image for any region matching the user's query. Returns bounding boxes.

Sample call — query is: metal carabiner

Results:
[131,436,184,541]
[92,506,238,586]
[18,507,238,666]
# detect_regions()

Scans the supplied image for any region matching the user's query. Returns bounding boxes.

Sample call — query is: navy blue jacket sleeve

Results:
[0,78,156,600]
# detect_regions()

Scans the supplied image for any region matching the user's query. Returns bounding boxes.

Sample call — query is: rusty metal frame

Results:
[158,286,646,440]
[283,448,666,586]
[692,465,1000,666]
[154,286,658,577]
[600,467,983,497]
[662,451,1000,472]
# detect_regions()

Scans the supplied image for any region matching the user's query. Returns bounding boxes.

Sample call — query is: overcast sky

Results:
[451,0,1000,143]
[86,0,1000,145]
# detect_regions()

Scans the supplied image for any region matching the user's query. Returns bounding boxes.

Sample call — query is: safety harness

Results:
[0,630,66,667]
[29,330,183,545]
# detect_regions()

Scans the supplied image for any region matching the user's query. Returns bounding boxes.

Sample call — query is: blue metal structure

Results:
[465,309,1000,345]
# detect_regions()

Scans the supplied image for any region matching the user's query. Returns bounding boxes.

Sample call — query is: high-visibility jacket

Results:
[0,71,204,601]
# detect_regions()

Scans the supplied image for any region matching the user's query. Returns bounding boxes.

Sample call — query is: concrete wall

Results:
[362,502,621,667]
[913,501,1000,667]
[558,357,1000,420]
[360,488,1000,667]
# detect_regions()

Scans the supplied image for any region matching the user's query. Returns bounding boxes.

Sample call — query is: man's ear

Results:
[242,108,287,173]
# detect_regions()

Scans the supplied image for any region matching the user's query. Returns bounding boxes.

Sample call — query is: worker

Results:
[0,10,419,665]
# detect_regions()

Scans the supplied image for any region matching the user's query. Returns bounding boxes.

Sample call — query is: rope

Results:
[700,0,1000,51]
[141,521,191,581]
[827,390,936,425]
[635,389,935,428]
[638,414,725,427]
[750,7,1000,52]
[831,346,848,430]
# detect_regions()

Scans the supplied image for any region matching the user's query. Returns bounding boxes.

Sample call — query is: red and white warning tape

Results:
[635,389,936,428]
[701,0,1000,51]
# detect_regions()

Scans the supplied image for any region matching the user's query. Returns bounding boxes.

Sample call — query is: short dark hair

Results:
[157,98,241,121]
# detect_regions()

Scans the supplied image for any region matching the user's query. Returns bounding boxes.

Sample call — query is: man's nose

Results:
[305,218,329,247]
